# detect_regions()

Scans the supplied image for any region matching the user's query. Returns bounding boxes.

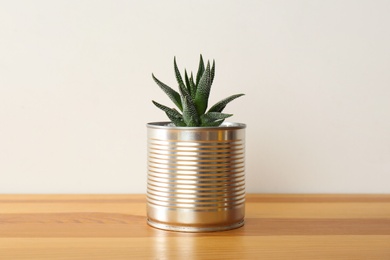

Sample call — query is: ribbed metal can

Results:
[146,122,246,232]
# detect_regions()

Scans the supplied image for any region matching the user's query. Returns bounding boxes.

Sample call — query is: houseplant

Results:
[147,55,246,232]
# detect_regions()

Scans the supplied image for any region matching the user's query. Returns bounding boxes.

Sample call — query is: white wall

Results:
[1,0,389,193]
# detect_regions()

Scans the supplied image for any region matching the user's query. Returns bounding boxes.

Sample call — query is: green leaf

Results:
[200,112,232,126]
[152,100,182,118]
[174,57,192,103]
[189,72,196,98]
[182,96,200,126]
[152,100,185,126]
[152,74,183,111]
[184,70,192,96]
[174,57,186,89]
[167,114,186,126]
[208,94,245,113]
[210,60,215,86]
[195,54,205,86]
[194,61,211,115]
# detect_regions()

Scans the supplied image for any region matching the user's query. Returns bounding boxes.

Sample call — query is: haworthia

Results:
[152,55,244,127]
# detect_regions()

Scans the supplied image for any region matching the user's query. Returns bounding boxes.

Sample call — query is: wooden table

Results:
[0,194,389,259]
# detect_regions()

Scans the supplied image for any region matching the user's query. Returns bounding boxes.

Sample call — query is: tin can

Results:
[146,122,246,232]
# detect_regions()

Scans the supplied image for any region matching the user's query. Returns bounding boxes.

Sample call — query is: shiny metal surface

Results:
[147,122,246,232]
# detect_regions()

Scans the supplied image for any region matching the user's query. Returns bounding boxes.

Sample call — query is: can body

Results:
[147,122,246,232]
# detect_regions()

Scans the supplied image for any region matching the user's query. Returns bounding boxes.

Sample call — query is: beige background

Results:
[1,1,389,193]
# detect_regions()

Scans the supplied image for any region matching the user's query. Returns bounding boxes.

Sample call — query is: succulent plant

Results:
[152,55,244,127]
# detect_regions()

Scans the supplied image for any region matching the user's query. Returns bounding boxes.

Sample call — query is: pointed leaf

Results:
[152,101,185,126]
[152,74,182,111]
[189,72,196,98]
[174,57,192,105]
[195,54,205,86]
[174,57,186,89]
[210,60,215,85]
[208,94,245,113]
[184,70,192,96]
[182,96,200,127]
[194,61,211,115]
[200,112,232,126]
[152,100,183,119]
[166,113,186,126]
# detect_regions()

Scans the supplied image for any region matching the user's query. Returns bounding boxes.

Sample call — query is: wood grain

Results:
[0,194,389,259]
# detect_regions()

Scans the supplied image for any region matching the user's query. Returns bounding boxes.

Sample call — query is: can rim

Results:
[147,121,246,130]
[147,218,245,232]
